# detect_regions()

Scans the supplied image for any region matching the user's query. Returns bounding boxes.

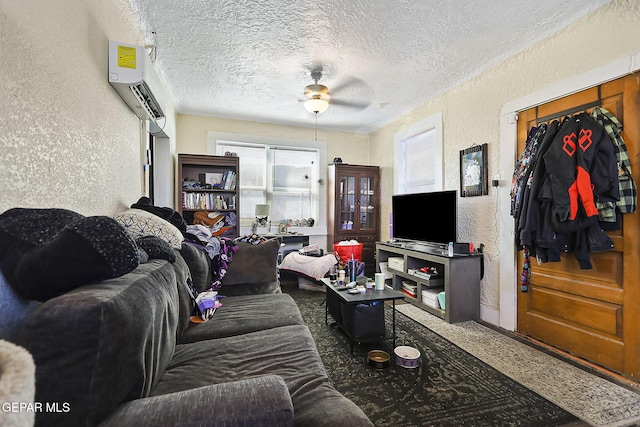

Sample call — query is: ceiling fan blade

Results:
[330,76,362,94]
[330,98,370,110]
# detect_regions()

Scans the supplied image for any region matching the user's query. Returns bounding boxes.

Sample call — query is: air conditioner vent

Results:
[130,82,164,120]
[108,41,166,122]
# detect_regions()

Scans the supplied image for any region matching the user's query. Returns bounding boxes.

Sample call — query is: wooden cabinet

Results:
[178,154,240,238]
[328,164,380,276]
[376,242,481,323]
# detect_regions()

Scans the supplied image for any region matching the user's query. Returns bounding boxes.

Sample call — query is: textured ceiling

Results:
[128,0,611,133]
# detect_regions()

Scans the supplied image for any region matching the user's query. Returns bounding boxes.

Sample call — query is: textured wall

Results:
[371,0,640,317]
[176,113,370,164]
[0,0,148,216]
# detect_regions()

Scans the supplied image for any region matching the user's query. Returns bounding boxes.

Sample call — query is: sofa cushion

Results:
[178,293,305,343]
[179,242,212,292]
[101,376,294,427]
[170,252,197,337]
[0,271,40,341]
[15,260,180,427]
[153,325,373,427]
[113,208,183,249]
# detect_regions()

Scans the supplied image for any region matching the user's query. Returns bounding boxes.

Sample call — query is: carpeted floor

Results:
[285,285,579,427]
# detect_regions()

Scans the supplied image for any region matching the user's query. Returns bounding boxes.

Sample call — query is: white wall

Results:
[0,0,176,216]
[370,0,640,326]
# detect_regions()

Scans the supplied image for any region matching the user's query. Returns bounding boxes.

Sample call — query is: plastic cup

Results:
[375,273,385,290]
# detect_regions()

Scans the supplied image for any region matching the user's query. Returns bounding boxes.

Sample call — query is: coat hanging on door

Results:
[511,107,636,272]
[590,107,637,217]
[542,112,619,228]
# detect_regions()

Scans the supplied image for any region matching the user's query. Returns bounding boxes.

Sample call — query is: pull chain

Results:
[315,113,318,142]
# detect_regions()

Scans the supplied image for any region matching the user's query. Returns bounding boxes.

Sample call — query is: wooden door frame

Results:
[496,51,640,331]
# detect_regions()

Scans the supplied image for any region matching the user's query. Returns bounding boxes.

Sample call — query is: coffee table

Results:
[321,278,405,353]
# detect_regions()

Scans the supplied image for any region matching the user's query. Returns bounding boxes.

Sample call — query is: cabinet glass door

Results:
[359,175,375,230]
[339,175,355,230]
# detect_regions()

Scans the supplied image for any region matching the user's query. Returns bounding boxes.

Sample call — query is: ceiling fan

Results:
[303,70,330,114]
[301,68,371,115]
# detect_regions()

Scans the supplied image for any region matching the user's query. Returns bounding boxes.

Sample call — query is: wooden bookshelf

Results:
[178,154,240,238]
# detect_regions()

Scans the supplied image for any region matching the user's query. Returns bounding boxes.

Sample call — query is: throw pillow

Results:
[0,207,85,292]
[220,238,280,286]
[130,196,187,232]
[113,208,183,249]
[135,236,176,263]
[279,252,338,280]
[14,216,139,301]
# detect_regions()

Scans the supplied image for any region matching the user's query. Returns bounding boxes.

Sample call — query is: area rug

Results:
[286,287,578,427]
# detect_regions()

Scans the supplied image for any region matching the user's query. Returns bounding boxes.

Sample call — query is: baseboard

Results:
[480,304,500,327]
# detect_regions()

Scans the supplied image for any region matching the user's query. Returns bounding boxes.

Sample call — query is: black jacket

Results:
[542,113,619,232]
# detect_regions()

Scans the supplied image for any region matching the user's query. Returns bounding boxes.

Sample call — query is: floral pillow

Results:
[113,208,183,249]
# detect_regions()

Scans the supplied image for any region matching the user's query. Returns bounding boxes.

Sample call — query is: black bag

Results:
[341,302,385,340]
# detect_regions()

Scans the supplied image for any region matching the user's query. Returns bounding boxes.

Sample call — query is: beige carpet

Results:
[395,304,640,427]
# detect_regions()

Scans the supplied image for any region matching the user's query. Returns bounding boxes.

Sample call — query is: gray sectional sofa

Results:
[0,208,372,426]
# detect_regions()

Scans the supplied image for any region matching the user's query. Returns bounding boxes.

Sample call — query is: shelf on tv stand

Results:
[376,241,481,323]
[391,241,450,256]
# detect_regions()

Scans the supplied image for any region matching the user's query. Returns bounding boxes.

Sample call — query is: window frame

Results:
[393,112,443,195]
[207,131,328,235]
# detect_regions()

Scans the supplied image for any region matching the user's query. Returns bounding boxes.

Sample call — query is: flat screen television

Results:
[391,190,458,247]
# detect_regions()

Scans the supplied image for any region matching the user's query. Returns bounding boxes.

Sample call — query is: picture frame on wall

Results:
[459,143,488,197]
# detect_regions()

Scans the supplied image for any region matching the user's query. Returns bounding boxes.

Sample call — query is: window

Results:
[208,133,327,229]
[394,112,443,194]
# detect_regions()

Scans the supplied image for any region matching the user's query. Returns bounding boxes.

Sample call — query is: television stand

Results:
[376,242,481,323]
[387,240,449,256]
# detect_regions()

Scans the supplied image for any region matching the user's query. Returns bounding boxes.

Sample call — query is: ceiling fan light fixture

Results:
[304,97,329,114]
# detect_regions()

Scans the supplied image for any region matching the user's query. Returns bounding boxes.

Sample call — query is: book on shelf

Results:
[220,170,236,190]
[410,270,434,280]
[182,192,235,210]
[196,170,236,190]
[401,289,417,298]
[401,281,417,297]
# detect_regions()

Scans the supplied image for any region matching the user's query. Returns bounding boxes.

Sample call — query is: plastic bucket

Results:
[333,242,363,263]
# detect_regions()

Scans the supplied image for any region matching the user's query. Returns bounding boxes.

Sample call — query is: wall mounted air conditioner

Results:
[108,40,165,121]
